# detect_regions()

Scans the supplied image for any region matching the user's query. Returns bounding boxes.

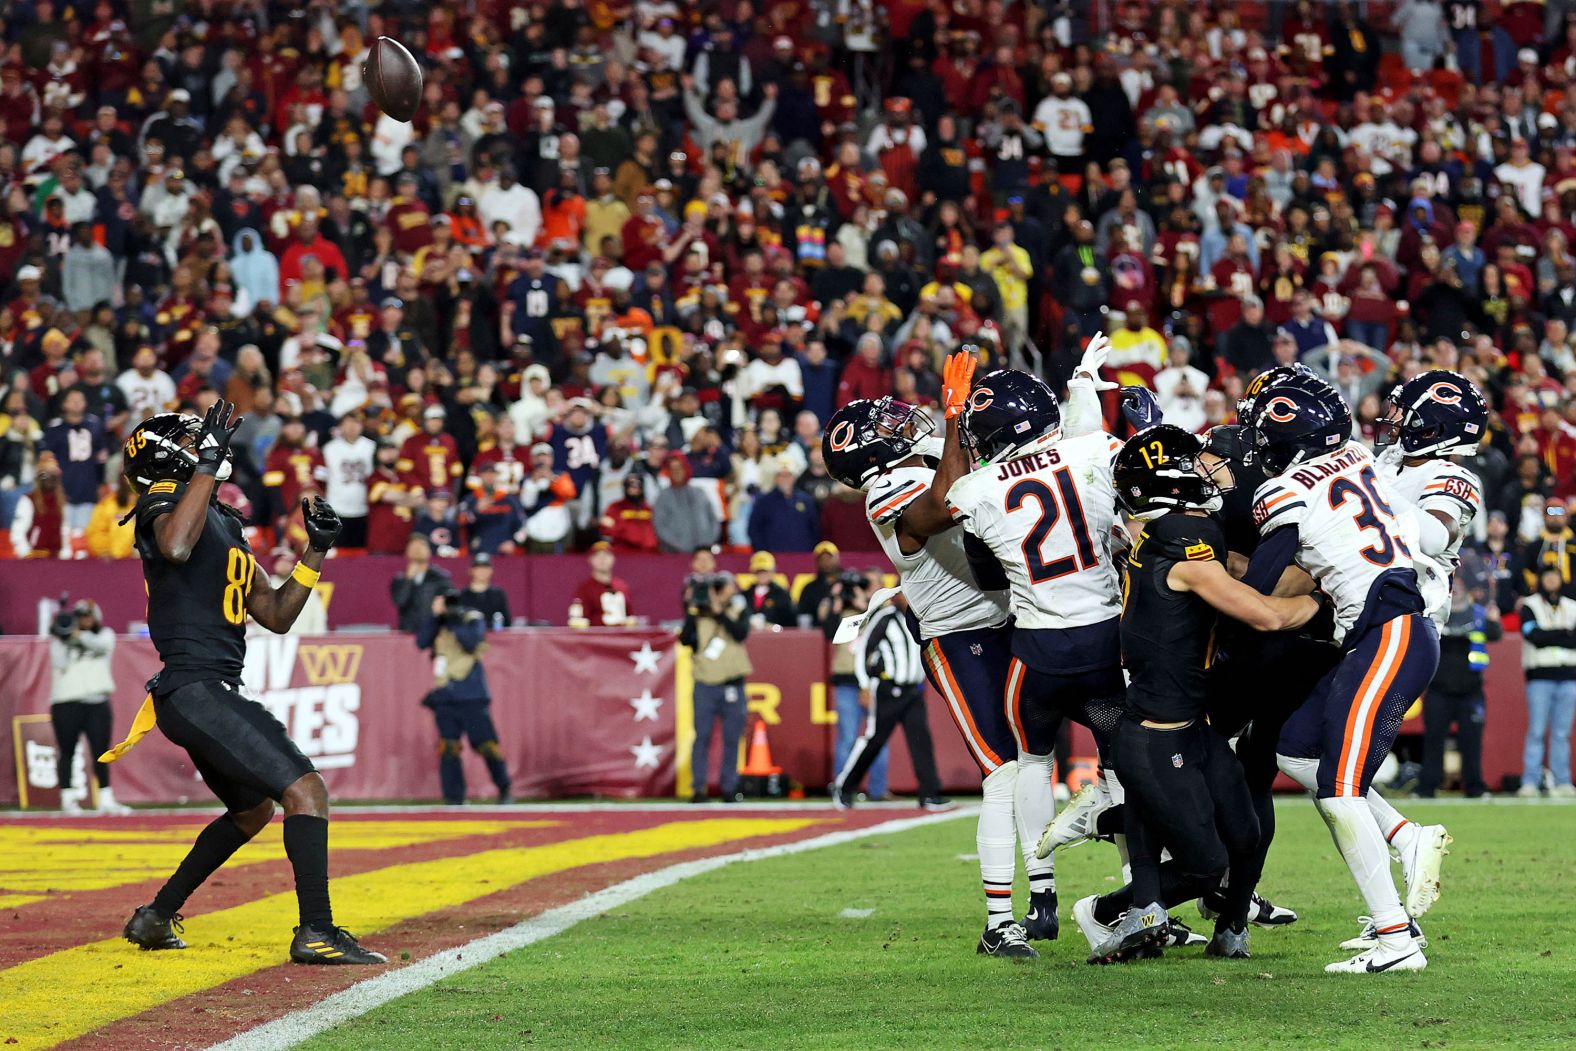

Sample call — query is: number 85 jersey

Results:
[945,430,1124,631]
[1252,443,1420,646]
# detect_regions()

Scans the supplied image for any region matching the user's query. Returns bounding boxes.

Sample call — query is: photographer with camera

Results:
[679,568,753,803]
[49,598,130,814]
[417,586,513,805]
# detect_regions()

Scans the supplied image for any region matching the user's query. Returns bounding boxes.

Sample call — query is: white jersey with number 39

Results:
[945,430,1124,631]
[1252,443,1420,644]
[1374,445,1482,625]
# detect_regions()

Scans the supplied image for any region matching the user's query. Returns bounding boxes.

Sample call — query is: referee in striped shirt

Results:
[833,593,948,809]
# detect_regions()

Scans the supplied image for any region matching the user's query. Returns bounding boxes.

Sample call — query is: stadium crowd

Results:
[6,0,1576,601]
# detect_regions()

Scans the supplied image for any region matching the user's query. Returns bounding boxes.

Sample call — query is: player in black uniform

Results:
[1076,426,1321,964]
[110,402,386,965]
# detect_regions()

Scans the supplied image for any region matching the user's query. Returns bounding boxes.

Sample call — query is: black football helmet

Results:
[1236,361,1333,419]
[1115,424,1222,520]
[959,369,1061,466]
[1376,369,1487,457]
[822,396,935,489]
[122,412,203,494]
[1244,383,1353,476]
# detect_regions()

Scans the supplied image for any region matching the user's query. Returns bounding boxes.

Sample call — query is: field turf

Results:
[304,800,1576,1050]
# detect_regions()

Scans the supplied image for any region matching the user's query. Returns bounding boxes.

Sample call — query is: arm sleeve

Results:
[679,612,699,649]
[1061,375,1103,438]
[414,614,438,649]
[963,532,1011,591]
[1242,525,1300,595]
[723,605,751,641]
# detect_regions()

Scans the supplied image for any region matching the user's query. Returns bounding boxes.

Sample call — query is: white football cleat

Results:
[1339,915,1427,951]
[59,788,83,815]
[1399,824,1452,918]
[1035,780,1112,858]
[1325,941,1427,974]
[1072,894,1116,951]
[95,786,133,815]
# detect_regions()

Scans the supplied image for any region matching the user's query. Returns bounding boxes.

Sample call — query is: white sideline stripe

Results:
[207,809,974,1051]
[839,907,875,919]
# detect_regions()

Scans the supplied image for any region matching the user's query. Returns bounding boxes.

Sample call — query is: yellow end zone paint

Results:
[0,820,547,898]
[0,816,820,1051]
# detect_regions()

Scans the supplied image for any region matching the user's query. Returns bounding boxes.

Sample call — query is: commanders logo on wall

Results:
[243,636,363,769]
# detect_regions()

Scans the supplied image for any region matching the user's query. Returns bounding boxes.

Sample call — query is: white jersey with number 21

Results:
[945,429,1124,631]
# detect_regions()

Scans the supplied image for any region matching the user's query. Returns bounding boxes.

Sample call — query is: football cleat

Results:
[1164,917,1208,947]
[1071,894,1114,951]
[1087,902,1169,964]
[919,796,953,811]
[124,905,186,950]
[290,925,388,965]
[1198,891,1299,927]
[1035,780,1112,858]
[1340,916,1427,951]
[95,786,133,815]
[1022,890,1059,941]
[829,783,854,810]
[976,922,1039,959]
[1325,942,1427,974]
[1398,824,1452,918]
[1205,926,1251,959]
[59,788,83,815]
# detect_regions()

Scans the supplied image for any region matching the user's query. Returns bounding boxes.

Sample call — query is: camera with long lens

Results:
[683,573,729,614]
[49,594,78,640]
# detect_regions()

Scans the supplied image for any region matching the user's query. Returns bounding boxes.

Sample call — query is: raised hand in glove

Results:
[1072,330,1119,391]
[1120,386,1164,431]
[941,350,979,420]
[195,400,242,477]
[302,496,343,552]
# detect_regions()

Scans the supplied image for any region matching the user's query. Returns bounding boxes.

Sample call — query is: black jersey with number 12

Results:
[133,481,254,694]
[1120,513,1228,723]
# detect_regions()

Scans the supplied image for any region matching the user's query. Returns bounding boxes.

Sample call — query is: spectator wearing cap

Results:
[543,397,608,495]
[572,541,634,626]
[398,404,464,498]
[1033,72,1090,167]
[461,461,527,556]
[1051,219,1110,345]
[321,411,376,548]
[412,485,463,557]
[453,552,512,630]
[520,443,576,553]
[742,551,797,628]
[11,451,66,559]
[748,457,819,553]
[1523,499,1576,597]
[387,172,435,254]
[367,441,422,555]
[600,472,660,553]
[367,296,427,387]
[584,167,631,257]
[1519,563,1576,797]
[795,540,844,624]
[503,247,564,356]
[977,102,1040,202]
[138,88,201,163]
[652,454,719,553]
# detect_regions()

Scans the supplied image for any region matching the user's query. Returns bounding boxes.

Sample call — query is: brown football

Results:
[363,36,423,123]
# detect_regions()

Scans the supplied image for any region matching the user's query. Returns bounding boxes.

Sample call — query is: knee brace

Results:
[478,740,504,761]
[439,738,464,758]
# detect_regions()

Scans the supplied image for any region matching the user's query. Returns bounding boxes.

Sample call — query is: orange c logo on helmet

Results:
[1262,395,1300,423]
[969,387,995,412]
[1425,381,1462,405]
[828,420,855,450]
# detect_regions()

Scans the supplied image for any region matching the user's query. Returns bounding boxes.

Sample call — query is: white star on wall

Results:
[628,642,661,674]
[630,736,664,770]
[629,690,663,721]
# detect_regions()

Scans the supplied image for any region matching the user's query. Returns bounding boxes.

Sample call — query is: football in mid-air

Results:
[364,36,423,122]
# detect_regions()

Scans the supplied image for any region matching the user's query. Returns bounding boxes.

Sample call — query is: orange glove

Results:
[941,350,978,420]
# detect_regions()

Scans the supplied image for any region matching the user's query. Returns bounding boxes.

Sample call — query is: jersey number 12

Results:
[1005,469,1099,584]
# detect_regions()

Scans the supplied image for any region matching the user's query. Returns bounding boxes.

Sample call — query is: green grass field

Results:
[308,801,1576,1050]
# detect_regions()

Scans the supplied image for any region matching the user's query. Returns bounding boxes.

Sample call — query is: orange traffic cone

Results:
[740,716,782,776]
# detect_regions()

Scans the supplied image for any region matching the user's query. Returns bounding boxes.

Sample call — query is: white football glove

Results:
[1073,330,1119,391]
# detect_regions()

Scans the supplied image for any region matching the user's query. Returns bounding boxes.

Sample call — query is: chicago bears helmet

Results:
[1245,383,1353,476]
[1376,369,1487,457]
[1114,424,1223,519]
[122,412,203,494]
[1236,361,1334,419]
[959,369,1061,466]
[822,397,935,490]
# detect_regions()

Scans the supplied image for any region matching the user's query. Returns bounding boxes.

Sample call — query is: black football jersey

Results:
[1120,513,1228,723]
[134,481,254,693]
[1217,453,1268,557]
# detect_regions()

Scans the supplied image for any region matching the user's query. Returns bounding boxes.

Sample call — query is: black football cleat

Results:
[290,925,389,965]
[124,905,186,950]
[1164,917,1209,947]
[1022,890,1059,941]
[977,922,1039,959]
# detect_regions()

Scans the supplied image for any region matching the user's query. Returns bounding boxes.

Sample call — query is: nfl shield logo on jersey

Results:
[970,643,983,656]
[1172,753,1184,768]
